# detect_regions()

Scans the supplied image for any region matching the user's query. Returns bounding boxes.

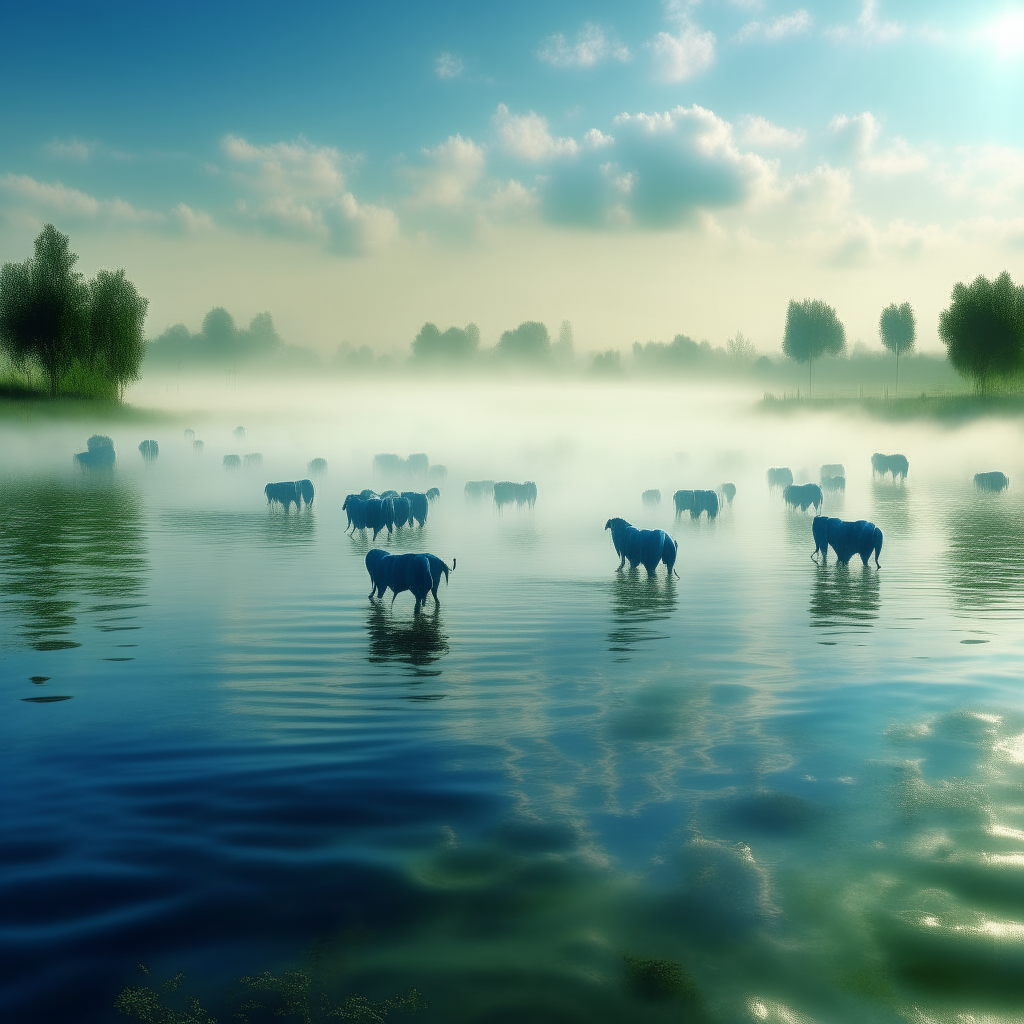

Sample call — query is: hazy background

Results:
[2,0,1023,357]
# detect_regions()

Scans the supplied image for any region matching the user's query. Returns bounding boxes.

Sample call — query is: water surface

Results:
[2,382,1024,1023]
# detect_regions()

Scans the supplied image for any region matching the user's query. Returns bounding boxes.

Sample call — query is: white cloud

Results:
[829,113,927,176]
[647,3,716,83]
[0,174,160,222]
[493,104,579,161]
[537,23,630,68]
[736,10,811,43]
[407,134,486,209]
[826,0,902,44]
[737,115,806,149]
[829,112,881,159]
[222,134,348,198]
[435,52,464,79]
[44,138,94,161]
[583,128,615,150]
[222,134,397,253]
[173,203,214,232]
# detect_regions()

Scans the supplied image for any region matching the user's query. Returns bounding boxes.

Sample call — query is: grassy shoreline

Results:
[759,391,1024,422]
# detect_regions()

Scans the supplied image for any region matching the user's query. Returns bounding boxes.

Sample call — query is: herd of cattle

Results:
[65,435,1015,614]
[340,488,439,540]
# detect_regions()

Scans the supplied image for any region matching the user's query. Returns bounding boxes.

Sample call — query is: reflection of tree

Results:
[809,563,879,629]
[946,497,1024,612]
[871,480,912,534]
[607,569,677,656]
[0,475,146,650]
[365,603,449,670]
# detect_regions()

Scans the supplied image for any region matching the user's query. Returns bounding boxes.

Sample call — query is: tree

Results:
[200,307,237,358]
[87,269,148,398]
[878,302,915,396]
[782,299,846,397]
[0,224,89,396]
[497,321,550,361]
[937,272,1024,392]
[412,321,480,361]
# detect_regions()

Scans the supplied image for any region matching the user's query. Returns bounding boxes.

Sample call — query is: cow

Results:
[974,471,1009,492]
[767,467,793,489]
[402,491,429,527]
[265,481,300,509]
[366,551,434,613]
[871,453,909,480]
[783,483,823,512]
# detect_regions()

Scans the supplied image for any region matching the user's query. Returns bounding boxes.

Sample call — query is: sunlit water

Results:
[2,381,1024,1023]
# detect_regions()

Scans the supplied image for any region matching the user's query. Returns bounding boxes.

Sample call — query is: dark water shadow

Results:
[160,507,316,546]
[607,568,677,657]
[0,475,147,651]
[365,602,450,675]
[809,561,880,631]
[871,480,913,534]
[945,496,1024,613]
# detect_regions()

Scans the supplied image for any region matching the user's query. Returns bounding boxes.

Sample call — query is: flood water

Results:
[2,380,1024,1023]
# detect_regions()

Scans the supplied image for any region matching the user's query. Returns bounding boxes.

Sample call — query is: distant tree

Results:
[0,224,89,396]
[938,272,1024,392]
[554,320,575,363]
[590,350,622,376]
[87,269,148,399]
[782,299,846,397]
[726,331,756,362]
[201,307,237,358]
[412,321,480,361]
[878,302,915,396]
[497,321,550,361]
[245,312,280,355]
[632,334,715,372]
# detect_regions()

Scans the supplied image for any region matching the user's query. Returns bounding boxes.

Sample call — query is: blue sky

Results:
[2,0,1023,353]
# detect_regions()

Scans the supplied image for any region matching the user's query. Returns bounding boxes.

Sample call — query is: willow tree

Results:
[938,272,1024,393]
[88,269,148,398]
[782,299,846,397]
[879,302,916,396]
[0,224,89,395]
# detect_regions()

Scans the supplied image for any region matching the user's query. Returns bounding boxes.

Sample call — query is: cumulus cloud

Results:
[583,128,615,150]
[645,0,715,81]
[736,9,811,43]
[493,104,579,161]
[829,113,927,175]
[826,0,902,44]
[537,22,630,68]
[173,203,214,232]
[535,104,777,229]
[435,52,464,79]
[221,133,397,254]
[647,22,715,81]
[737,115,806,149]
[44,138,94,161]
[407,134,486,209]
[0,174,160,222]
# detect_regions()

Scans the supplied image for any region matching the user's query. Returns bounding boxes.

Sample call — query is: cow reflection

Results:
[608,568,677,656]
[871,480,912,534]
[366,604,449,669]
[809,562,880,629]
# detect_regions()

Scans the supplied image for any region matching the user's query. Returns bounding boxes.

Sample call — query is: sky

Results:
[1,0,1023,356]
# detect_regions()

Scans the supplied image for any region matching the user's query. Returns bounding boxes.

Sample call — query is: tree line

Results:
[0,225,147,398]
[783,270,1024,396]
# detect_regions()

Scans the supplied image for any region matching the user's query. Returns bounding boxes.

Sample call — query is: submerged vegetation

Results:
[115,960,426,1024]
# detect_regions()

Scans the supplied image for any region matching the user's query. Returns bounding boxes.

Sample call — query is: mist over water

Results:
[3,377,1024,1022]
